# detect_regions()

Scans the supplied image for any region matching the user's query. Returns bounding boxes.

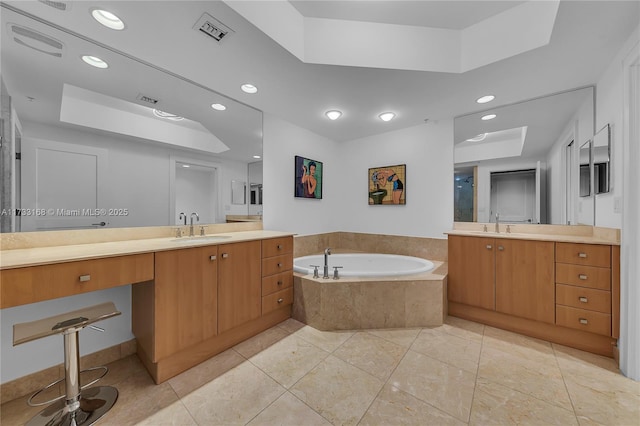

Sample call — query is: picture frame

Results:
[295,155,323,199]
[368,164,406,205]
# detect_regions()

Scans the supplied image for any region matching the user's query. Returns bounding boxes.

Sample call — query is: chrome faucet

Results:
[179,212,186,226]
[323,248,331,279]
[495,213,500,233]
[189,212,199,237]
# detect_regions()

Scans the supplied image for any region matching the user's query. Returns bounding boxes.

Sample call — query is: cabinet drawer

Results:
[555,263,610,290]
[1,254,154,308]
[262,287,293,315]
[262,254,293,277]
[262,272,293,296]
[262,237,293,258]
[555,284,611,313]
[556,243,610,267]
[556,305,611,336]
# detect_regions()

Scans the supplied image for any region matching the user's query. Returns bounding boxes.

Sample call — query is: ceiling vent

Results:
[193,13,234,43]
[38,0,71,11]
[9,24,64,58]
[136,94,160,105]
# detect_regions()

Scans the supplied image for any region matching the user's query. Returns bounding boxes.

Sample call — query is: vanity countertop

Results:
[225,215,263,222]
[0,230,294,270]
[446,224,620,245]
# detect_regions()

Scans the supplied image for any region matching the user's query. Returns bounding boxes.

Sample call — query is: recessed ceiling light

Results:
[211,103,226,111]
[466,133,488,142]
[476,95,495,104]
[325,110,342,120]
[379,112,396,122]
[153,109,184,121]
[81,55,108,68]
[481,114,497,121]
[182,164,191,168]
[91,9,125,30]
[241,83,258,94]
[253,155,261,159]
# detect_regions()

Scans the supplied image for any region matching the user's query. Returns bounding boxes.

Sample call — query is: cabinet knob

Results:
[578,252,588,258]
[579,318,588,325]
[277,263,283,268]
[210,255,217,261]
[277,244,283,250]
[277,298,284,304]
[486,245,492,249]
[498,246,504,251]
[79,274,91,282]
[579,296,588,303]
[222,253,229,259]
[277,280,283,286]
[578,274,588,280]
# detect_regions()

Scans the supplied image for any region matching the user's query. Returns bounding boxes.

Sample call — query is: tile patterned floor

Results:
[2,316,639,425]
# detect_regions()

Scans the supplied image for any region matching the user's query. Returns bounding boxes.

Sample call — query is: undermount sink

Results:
[170,235,233,243]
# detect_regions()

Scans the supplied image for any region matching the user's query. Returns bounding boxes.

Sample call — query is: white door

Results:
[490,170,536,223]
[22,138,108,231]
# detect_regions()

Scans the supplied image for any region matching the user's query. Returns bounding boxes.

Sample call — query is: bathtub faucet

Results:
[323,248,332,279]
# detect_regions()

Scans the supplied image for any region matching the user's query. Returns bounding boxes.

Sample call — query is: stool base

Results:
[26,386,118,426]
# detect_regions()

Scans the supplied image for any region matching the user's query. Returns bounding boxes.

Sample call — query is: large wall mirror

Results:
[0,3,262,232]
[454,86,596,226]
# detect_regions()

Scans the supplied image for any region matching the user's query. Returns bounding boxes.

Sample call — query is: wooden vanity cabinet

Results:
[447,235,495,310]
[261,237,294,315]
[151,246,218,361]
[217,241,262,333]
[495,239,555,324]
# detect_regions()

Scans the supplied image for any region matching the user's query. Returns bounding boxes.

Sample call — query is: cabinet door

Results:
[154,246,218,361]
[495,239,554,323]
[218,240,262,333]
[448,235,495,310]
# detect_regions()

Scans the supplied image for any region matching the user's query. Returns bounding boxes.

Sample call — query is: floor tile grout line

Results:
[284,389,336,426]
[551,343,582,424]
[240,385,288,426]
[467,325,487,425]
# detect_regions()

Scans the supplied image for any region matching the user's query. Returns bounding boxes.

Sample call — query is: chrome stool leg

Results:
[14,303,121,426]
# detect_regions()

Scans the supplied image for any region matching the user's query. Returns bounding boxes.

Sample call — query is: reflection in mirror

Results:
[579,140,592,197]
[0,3,262,232]
[454,86,595,225]
[231,180,247,205]
[593,124,611,194]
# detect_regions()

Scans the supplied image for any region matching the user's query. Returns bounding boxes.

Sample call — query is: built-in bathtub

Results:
[292,252,446,331]
[294,253,434,277]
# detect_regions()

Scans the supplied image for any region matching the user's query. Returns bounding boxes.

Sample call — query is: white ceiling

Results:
[1,0,638,154]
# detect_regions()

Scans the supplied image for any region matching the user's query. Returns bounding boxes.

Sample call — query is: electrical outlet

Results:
[614,196,622,213]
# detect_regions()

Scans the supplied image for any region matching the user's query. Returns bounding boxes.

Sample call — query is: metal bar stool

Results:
[13,302,121,426]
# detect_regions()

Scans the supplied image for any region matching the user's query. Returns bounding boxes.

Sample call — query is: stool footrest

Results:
[27,366,109,407]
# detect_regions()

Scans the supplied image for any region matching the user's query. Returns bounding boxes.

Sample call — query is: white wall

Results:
[175,167,216,225]
[338,121,454,238]
[263,114,454,238]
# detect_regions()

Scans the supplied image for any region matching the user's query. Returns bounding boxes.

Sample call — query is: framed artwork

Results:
[295,155,323,199]
[368,164,406,205]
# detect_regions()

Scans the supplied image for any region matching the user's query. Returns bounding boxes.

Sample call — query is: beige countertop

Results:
[0,230,294,270]
[225,215,263,222]
[446,229,620,245]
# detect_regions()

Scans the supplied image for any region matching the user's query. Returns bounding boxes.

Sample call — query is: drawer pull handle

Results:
[578,252,588,258]
[579,318,588,325]
[79,275,91,282]
[578,274,588,280]
[277,244,283,250]
[210,255,217,261]
[579,296,588,303]
[277,281,283,286]
[277,298,284,304]
[498,246,504,251]
[277,263,283,268]
[222,253,229,259]
[486,245,492,249]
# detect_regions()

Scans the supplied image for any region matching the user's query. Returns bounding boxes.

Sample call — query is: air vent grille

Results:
[10,24,64,57]
[136,94,159,105]
[38,0,70,11]
[193,13,234,43]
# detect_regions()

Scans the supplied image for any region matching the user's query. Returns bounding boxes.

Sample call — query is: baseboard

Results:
[0,339,136,403]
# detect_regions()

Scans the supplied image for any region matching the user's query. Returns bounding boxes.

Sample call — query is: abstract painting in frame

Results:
[368,164,406,205]
[295,155,323,199]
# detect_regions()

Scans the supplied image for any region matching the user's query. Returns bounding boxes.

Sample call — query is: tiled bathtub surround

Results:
[293,232,448,262]
[293,232,447,331]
